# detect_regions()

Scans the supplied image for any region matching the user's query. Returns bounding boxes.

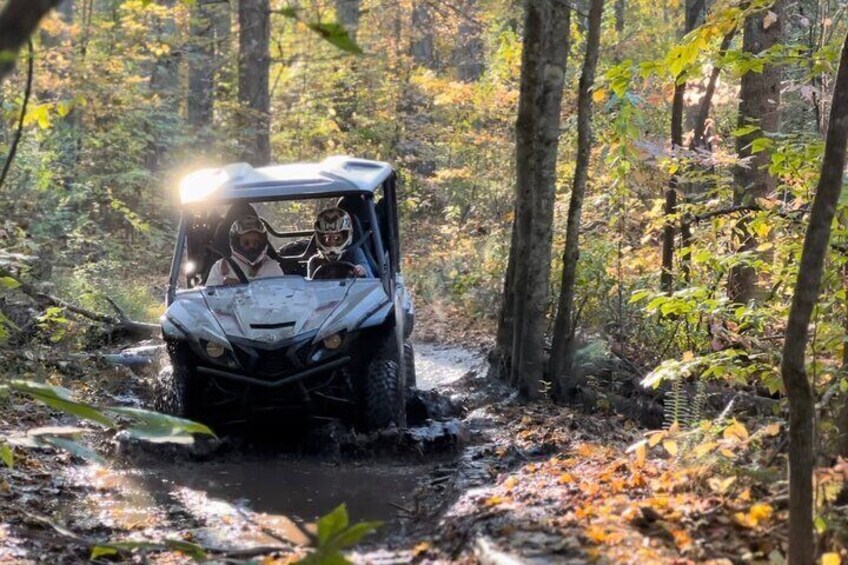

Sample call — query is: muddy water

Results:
[63,341,486,551]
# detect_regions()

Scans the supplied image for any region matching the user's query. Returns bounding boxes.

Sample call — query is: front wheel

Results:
[360,341,406,431]
[403,340,416,390]
[153,343,199,418]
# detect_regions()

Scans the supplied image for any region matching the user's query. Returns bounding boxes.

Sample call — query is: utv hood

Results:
[193,276,391,345]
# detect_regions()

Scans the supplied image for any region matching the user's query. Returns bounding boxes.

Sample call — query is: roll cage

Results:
[166,158,401,305]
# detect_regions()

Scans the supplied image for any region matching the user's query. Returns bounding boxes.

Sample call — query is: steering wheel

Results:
[312,261,359,280]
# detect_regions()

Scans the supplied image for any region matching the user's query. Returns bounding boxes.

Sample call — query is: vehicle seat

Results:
[337,195,379,276]
[278,236,315,277]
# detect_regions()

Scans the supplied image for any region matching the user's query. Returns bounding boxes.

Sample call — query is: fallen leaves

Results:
[733,503,774,529]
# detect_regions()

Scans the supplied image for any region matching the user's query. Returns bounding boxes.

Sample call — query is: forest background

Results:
[3,0,848,562]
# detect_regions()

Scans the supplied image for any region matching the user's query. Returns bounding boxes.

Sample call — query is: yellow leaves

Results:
[762,422,781,436]
[591,88,608,103]
[822,553,841,565]
[626,440,647,467]
[723,420,749,442]
[707,476,736,494]
[412,542,432,557]
[558,473,575,485]
[733,503,773,529]
[662,440,679,457]
[483,495,506,507]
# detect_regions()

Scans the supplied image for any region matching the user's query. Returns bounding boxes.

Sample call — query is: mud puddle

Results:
[60,340,487,554]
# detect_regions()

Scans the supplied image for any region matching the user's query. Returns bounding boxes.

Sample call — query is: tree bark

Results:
[660,0,703,294]
[410,2,436,69]
[147,0,181,171]
[509,0,570,398]
[335,0,360,40]
[455,0,484,81]
[496,219,518,375]
[188,0,217,136]
[781,30,848,565]
[238,0,271,165]
[548,0,604,398]
[0,0,62,83]
[728,3,783,304]
[614,0,624,34]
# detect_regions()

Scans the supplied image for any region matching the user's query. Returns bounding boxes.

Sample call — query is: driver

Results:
[308,207,370,279]
[206,216,283,285]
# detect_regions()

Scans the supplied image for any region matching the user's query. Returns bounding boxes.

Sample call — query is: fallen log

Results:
[0,266,160,340]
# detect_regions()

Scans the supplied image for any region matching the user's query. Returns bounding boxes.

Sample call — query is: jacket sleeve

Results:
[205,260,224,286]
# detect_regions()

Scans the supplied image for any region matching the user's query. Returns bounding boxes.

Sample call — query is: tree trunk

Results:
[614,0,624,34]
[335,0,359,39]
[410,3,436,69]
[455,0,484,82]
[188,0,217,138]
[728,3,783,304]
[781,30,848,565]
[548,0,604,398]
[496,219,518,375]
[238,0,271,166]
[147,0,181,171]
[509,0,570,398]
[660,0,703,294]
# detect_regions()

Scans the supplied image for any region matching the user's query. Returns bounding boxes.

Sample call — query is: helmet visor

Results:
[317,231,349,249]
[231,216,266,236]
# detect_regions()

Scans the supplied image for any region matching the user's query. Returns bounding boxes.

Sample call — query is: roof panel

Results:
[178,156,393,205]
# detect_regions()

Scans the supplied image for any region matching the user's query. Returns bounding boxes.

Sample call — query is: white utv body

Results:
[158,156,415,431]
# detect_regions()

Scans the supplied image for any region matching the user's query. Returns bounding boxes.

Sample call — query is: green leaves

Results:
[273,8,363,55]
[307,22,364,55]
[0,441,13,468]
[297,504,382,564]
[91,539,206,561]
[4,380,215,464]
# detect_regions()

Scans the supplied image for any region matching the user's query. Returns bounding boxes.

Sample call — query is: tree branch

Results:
[0,0,62,83]
[0,39,33,192]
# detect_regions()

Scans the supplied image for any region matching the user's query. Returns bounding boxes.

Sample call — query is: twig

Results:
[0,39,33,192]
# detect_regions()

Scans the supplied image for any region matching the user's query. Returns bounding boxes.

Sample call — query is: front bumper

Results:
[196,355,351,388]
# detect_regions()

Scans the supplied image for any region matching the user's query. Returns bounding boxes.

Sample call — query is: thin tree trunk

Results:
[661,80,684,294]
[509,0,570,398]
[147,0,181,171]
[614,0,624,34]
[188,0,217,135]
[680,28,736,282]
[660,0,703,294]
[549,0,604,397]
[335,0,359,39]
[496,219,518,375]
[728,3,783,304]
[238,0,271,165]
[455,0,484,81]
[410,3,436,69]
[781,30,848,565]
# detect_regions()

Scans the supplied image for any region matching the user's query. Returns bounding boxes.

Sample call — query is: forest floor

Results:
[0,307,795,564]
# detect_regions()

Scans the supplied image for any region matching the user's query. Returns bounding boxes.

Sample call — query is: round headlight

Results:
[205,341,226,358]
[323,334,343,350]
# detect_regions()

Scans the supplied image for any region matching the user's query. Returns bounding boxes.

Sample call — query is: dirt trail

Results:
[0,340,489,562]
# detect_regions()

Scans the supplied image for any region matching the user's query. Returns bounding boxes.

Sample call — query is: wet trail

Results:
[60,341,487,554]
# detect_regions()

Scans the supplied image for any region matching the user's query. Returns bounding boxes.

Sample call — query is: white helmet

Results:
[229,215,269,266]
[315,207,353,260]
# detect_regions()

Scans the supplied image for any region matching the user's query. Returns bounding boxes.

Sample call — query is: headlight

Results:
[205,341,226,358]
[323,333,343,350]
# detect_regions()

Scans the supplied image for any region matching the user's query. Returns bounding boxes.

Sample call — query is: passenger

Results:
[206,216,283,285]
[308,207,369,279]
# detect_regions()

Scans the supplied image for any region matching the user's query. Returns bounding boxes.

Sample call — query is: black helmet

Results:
[229,216,269,266]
